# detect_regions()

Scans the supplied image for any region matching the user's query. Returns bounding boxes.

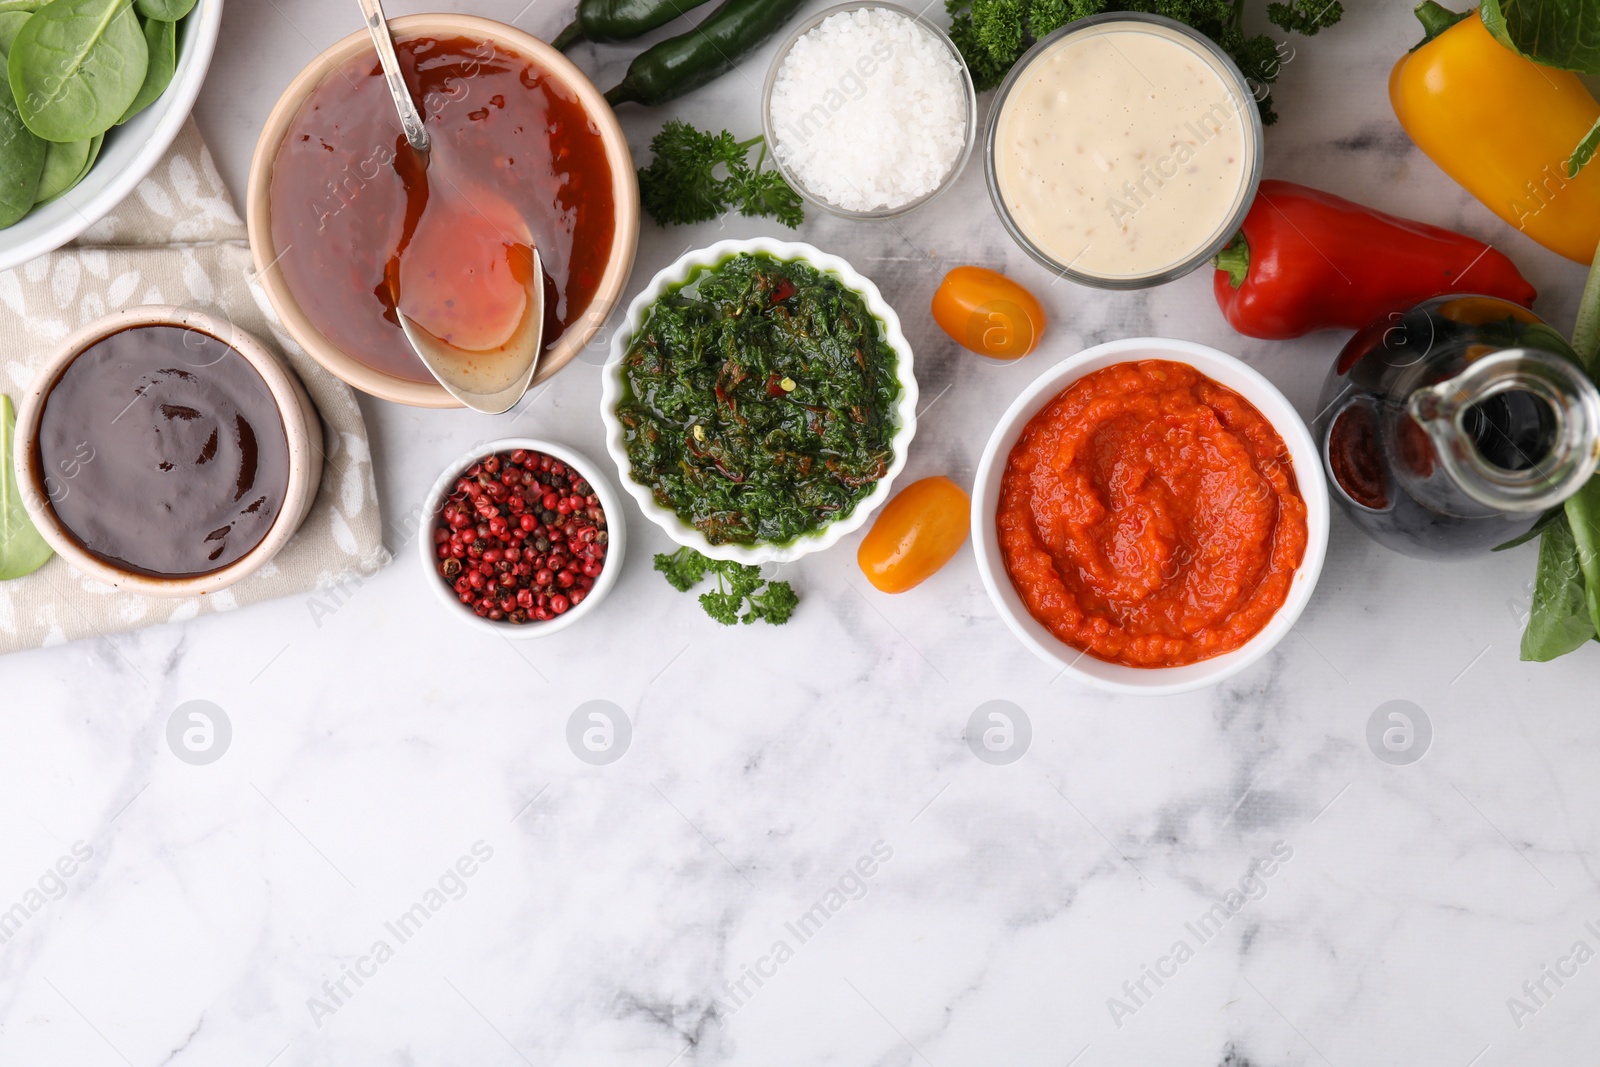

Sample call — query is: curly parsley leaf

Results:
[637,120,804,229]
[653,546,712,592]
[698,586,745,625]
[1266,0,1343,34]
[745,579,799,625]
[729,141,806,229]
[653,547,798,625]
[945,0,1340,124]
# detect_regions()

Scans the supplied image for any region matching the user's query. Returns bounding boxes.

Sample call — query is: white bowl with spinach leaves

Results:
[601,238,920,566]
[0,0,222,272]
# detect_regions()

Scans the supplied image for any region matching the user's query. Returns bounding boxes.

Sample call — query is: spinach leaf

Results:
[63,125,99,180]
[35,129,99,204]
[1568,116,1600,178]
[0,1,45,11]
[116,11,170,123]
[1564,468,1600,636]
[9,0,148,143]
[31,132,87,201]
[1494,506,1564,551]
[1562,237,1600,639]
[0,10,30,56]
[1522,515,1597,660]
[134,0,190,18]
[0,395,53,581]
[0,68,45,226]
[1481,0,1600,75]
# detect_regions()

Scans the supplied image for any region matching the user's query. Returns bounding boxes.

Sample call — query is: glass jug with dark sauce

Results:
[1316,296,1600,559]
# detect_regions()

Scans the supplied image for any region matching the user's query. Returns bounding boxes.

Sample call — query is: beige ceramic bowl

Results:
[245,14,640,409]
[12,306,324,598]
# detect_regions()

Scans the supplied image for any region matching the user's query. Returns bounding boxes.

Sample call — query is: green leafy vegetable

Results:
[1564,478,1600,634]
[654,545,712,592]
[0,10,30,56]
[1481,0,1600,75]
[1519,239,1600,660]
[133,0,191,18]
[2,0,189,229]
[637,119,803,228]
[1522,514,1595,660]
[1568,115,1600,179]
[653,547,798,625]
[1,395,54,581]
[69,127,98,177]
[1562,240,1600,644]
[32,133,87,201]
[1265,0,1343,34]
[0,69,46,226]
[36,127,100,204]
[8,0,149,143]
[1493,505,1562,551]
[945,0,1344,125]
[118,11,172,124]
[744,578,799,625]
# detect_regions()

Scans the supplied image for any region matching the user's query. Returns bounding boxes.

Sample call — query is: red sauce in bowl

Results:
[997,360,1308,668]
[268,35,616,383]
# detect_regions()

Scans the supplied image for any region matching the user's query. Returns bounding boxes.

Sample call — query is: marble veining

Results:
[2,1,1598,1065]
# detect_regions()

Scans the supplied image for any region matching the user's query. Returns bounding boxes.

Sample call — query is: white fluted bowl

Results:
[600,238,918,565]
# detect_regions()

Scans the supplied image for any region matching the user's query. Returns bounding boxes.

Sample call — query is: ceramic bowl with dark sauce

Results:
[12,306,324,598]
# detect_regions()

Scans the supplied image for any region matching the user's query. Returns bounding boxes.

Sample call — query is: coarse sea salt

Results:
[768,7,968,214]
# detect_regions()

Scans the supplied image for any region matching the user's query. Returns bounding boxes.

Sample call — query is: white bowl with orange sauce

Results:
[972,337,1330,695]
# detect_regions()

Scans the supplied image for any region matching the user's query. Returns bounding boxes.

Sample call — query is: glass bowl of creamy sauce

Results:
[985,13,1263,289]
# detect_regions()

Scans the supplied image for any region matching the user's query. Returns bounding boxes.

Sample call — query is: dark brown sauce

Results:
[268,35,617,383]
[38,326,291,578]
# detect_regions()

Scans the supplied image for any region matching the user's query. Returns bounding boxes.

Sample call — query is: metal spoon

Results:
[396,222,546,415]
[356,0,428,154]
[357,0,546,414]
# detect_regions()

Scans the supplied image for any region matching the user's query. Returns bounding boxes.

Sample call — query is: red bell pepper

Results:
[1211,179,1537,340]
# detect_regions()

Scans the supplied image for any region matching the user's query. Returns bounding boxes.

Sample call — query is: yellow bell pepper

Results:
[1390,2,1600,264]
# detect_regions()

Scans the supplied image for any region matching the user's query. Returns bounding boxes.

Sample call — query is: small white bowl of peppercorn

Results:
[419,439,625,637]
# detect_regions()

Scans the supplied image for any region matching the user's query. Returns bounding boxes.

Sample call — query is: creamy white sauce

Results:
[994,21,1255,281]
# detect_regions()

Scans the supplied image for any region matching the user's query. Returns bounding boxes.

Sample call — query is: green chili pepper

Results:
[603,0,806,107]
[552,0,715,51]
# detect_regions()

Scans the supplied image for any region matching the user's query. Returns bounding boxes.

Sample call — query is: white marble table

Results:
[4,2,1598,1064]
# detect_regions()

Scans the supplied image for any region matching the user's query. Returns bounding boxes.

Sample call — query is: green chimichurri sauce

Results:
[616,253,901,546]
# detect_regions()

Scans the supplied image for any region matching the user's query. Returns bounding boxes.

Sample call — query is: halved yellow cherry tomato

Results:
[858,476,971,593]
[931,266,1046,360]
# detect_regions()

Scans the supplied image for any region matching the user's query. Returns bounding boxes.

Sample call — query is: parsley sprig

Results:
[637,120,805,229]
[653,547,799,626]
[946,0,1344,126]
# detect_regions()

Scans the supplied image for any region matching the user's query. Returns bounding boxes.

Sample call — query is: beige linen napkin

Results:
[0,120,387,654]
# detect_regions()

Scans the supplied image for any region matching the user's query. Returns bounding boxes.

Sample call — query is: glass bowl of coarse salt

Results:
[762,2,977,220]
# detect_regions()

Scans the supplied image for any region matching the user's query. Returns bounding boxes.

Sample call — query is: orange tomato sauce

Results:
[997,360,1307,667]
